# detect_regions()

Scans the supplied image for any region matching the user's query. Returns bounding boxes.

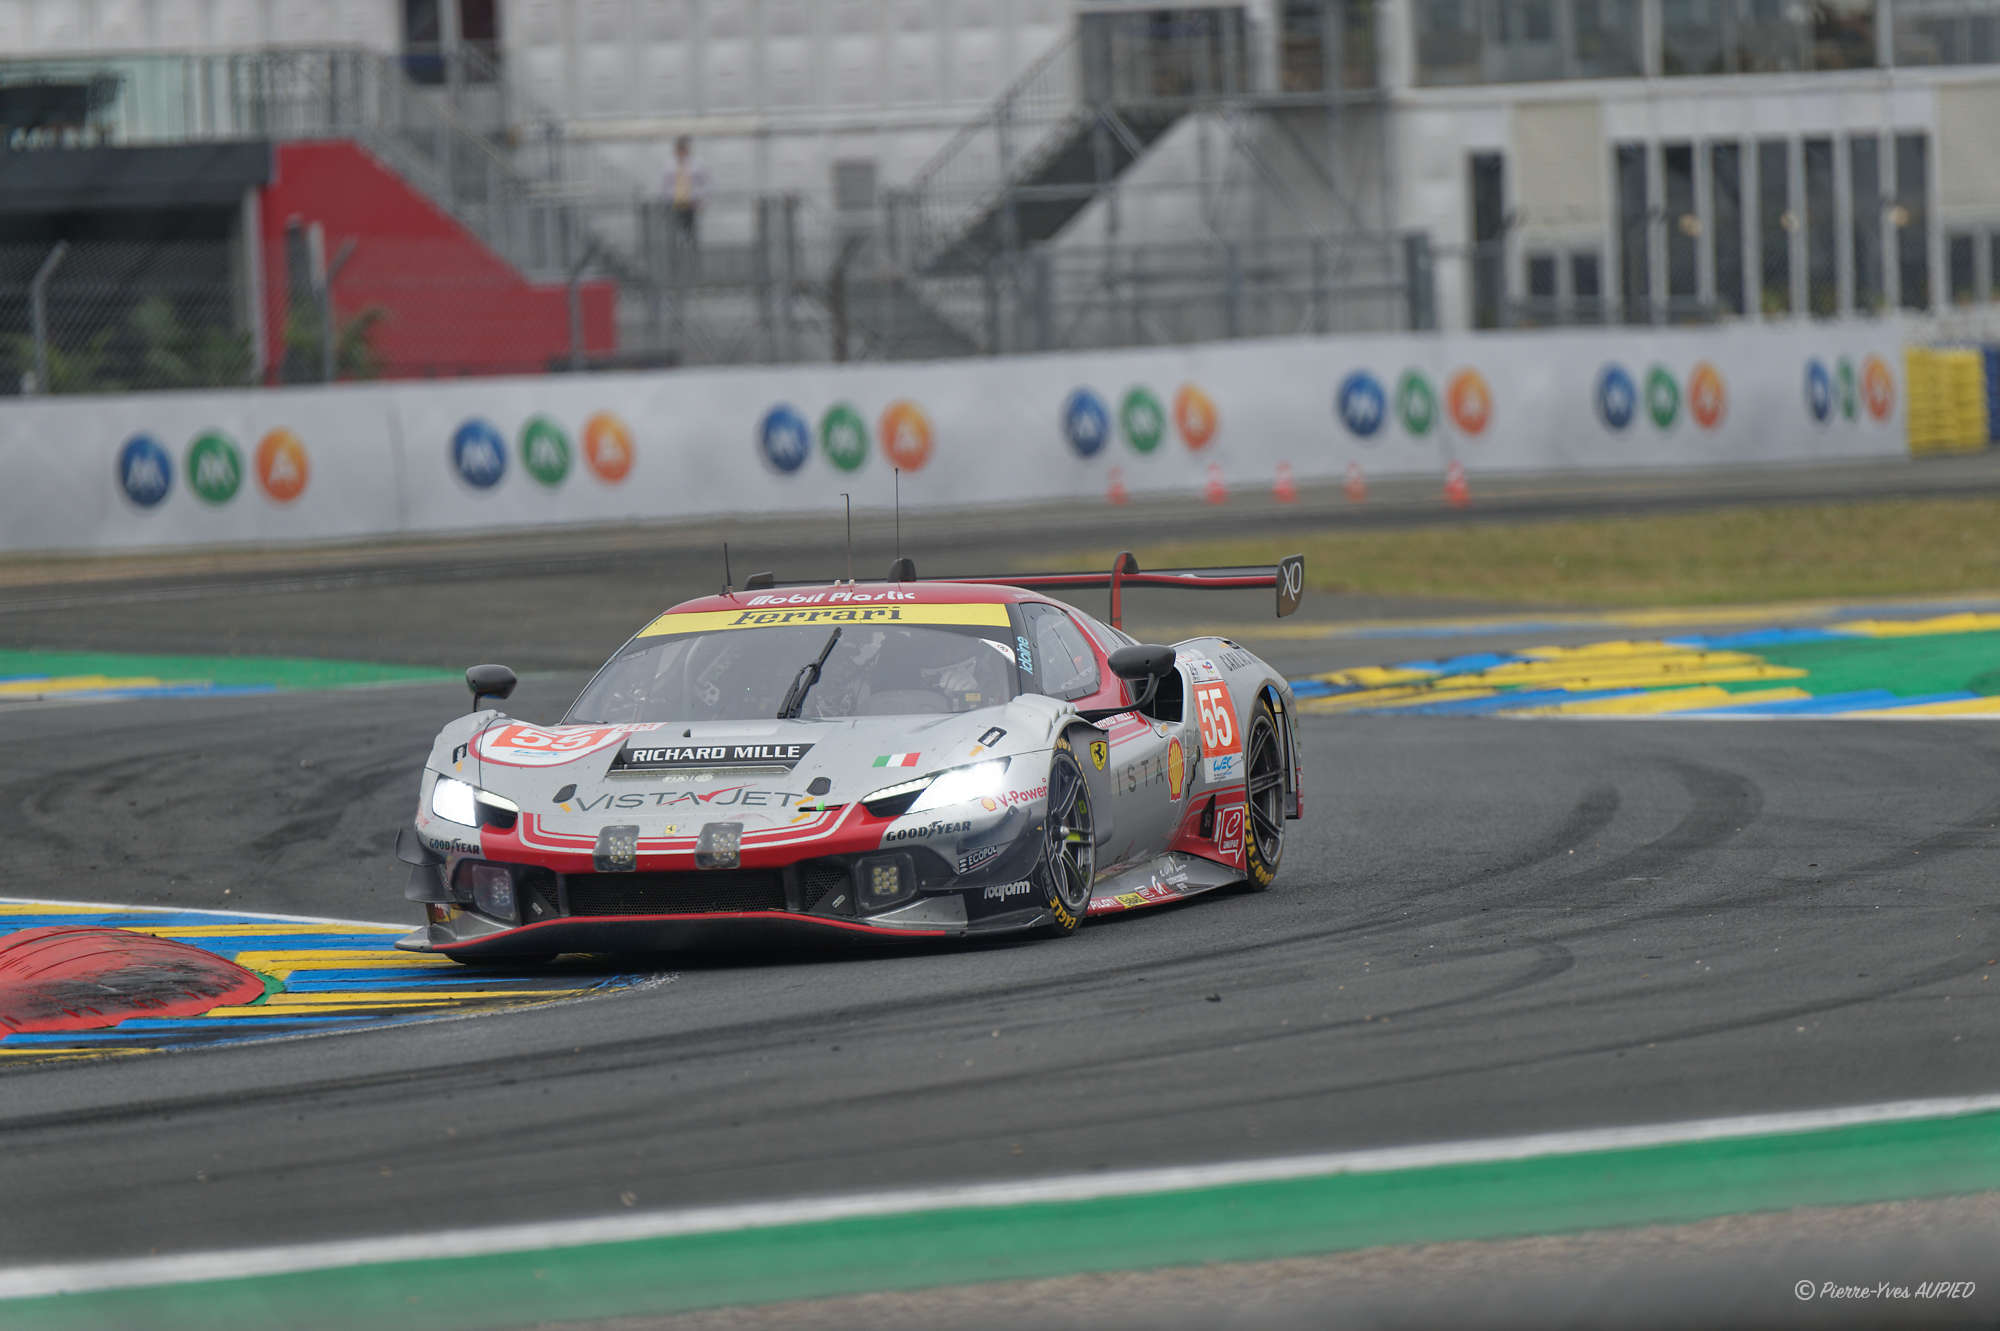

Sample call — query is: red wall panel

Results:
[259,140,617,381]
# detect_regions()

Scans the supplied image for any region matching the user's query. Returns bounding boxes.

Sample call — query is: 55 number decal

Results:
[1194,680,1241,757]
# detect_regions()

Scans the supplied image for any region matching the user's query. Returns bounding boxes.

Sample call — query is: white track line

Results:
[0,895,407,931]
[4,1091,1999,1300]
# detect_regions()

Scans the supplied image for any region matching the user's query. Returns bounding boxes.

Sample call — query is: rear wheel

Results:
[1036,747,1096,935]
[1241,702,1286,891]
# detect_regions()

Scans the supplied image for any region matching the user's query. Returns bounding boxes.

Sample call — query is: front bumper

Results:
[399,802,1052,956]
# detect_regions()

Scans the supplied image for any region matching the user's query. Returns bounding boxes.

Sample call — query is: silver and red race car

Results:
[395,556,1305,962]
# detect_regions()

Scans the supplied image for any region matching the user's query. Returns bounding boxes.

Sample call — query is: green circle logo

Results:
[186,431,242,505]
[1836,358,1858,421]
[520,417,572,487]
[820,403,869,473]
[1396,371,1436,437]
[1645,366,1680,429]
[520,415,576,487]
[1121,388,1165,453]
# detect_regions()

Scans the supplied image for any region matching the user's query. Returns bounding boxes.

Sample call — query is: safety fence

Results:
[0,319,1917,557]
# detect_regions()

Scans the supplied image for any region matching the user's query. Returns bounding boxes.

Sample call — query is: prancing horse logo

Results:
[1089,740,1108,771]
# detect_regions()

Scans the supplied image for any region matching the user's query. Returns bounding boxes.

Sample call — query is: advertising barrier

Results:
[0,321,1912,555]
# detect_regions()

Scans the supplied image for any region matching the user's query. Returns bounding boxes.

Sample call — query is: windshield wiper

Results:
[776,627,842,719]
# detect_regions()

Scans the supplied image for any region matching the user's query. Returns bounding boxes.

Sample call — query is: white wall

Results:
[0,319,1911,555]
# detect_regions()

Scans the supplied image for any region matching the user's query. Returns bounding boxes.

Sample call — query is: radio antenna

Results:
[894,468,902,564]
[841,493,853,583]
[722,541,733,594]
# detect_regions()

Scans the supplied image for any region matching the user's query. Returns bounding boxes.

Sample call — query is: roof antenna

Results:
[894,468,902,567]
[841,493,853,584]
[722,541,733,594]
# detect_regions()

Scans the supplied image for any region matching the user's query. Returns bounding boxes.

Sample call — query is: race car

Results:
[394,554,1305,962]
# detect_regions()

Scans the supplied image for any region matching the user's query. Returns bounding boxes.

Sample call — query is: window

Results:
[1711,142,1745,316]
[1469,152,1507,329]
[1804,137,1836,317]
[1661,0,1727,75]
[1811,0,1876,70]
[1524,251,1559,324]
[1896,132,1930,311]
[1758,139,1792,316]
[1616,143,1650,322]
[1571,250,1604,321]
[1415,0,1482,85]
[1571,0,1644,76]
[1850,136,1882,313]
[1019,604,1101,703]
[1949,232,1977,306]
[1664,142,1699,316]
[1280,0,1328,93]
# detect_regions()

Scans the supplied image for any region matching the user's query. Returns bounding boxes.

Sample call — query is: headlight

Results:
[430,775,519,829]
[862,758,1011,817]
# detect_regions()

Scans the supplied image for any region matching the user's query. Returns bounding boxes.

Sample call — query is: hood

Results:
[427,695,1075,835]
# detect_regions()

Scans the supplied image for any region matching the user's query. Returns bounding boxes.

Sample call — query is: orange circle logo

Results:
[254,429,309,503]
[583,413,634,483]
[1174,384,1218,450]
[1688,362,1727,429]
[1445,369,1491,435]
[879,401,933,471]
[1862,355,1895,421]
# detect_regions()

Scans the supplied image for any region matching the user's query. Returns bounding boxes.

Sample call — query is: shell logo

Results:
[584,413,634,483]
[1861,355,1895,421]
[1445,369,1491,436]
[1688,362,1728,430]
[879,400,934,471]
[254,429,309,503]
[1174,383,1218,450]
[1167,736,1185,801]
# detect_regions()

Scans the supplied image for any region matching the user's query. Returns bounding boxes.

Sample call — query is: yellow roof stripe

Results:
[641,603,1012,636]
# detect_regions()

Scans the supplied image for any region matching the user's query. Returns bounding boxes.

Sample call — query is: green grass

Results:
[1100,497,2000,608]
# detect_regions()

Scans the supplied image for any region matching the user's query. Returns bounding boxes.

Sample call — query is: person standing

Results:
[666,135,706,255]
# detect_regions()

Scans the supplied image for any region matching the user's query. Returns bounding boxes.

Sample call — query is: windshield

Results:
[568,620,1023,723]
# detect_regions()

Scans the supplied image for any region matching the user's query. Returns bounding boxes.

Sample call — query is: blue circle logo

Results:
[1596,364,1637,431]
[1062,389,1110,458]
[117,434,173,508]
[452,419,507,489]
[1336,372,1386,440]
[758,405,811,474]
[1805,359,1833,424]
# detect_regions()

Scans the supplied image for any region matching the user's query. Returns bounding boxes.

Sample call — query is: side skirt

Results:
[1086,852,1242,917]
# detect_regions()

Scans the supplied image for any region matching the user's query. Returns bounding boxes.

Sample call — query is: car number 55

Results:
[1194,680,1240,755]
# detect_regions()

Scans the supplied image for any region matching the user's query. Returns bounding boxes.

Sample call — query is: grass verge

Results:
[1093,496,2000,608]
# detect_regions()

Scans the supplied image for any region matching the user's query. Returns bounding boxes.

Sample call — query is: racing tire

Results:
[1035,746,1097,937]
[1240,701,1286,892]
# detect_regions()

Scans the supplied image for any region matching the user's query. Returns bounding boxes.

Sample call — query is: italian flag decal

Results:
[873,753,920,768]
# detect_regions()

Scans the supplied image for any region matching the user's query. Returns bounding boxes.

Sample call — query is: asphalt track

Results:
[2,498,1999,1327]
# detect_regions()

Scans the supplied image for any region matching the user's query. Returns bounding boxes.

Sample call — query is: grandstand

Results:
[0,1,1996,385]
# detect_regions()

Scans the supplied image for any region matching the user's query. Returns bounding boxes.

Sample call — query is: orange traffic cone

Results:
[1272,462,1298,504]
[1343,461,1367,504]
[1106,466,1129,506]
[1443,460,1470,509]
[1203,463,1228,505]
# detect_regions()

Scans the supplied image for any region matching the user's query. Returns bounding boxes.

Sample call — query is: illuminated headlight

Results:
[858,854,916,911]
[863,759,1010,817]
[430,775,519,829]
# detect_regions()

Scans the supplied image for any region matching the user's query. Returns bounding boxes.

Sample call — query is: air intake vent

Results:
[563,872,785,916]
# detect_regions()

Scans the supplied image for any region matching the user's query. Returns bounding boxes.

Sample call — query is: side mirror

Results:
[466,664,517,710]
[1107,644,1175,682]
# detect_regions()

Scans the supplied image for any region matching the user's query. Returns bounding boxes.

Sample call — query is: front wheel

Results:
[1241,701,1286,891]
[1035,746,1097,936]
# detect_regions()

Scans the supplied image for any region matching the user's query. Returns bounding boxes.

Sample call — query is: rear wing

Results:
[944,552,1305,630]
